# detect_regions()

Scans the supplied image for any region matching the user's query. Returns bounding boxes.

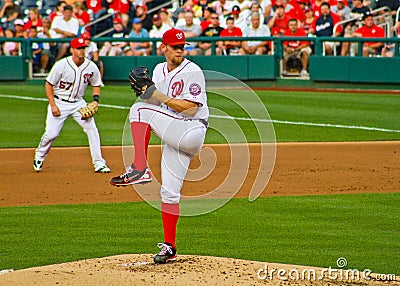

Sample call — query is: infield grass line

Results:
[1,93,400,134]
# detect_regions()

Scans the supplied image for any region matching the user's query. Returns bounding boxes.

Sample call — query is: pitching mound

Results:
[1,254,398,285]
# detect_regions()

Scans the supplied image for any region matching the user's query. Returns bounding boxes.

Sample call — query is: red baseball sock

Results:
[131,122,151,171]
[162,202,180,249]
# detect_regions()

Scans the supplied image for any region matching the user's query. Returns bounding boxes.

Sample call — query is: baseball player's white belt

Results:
[54,95,77,103]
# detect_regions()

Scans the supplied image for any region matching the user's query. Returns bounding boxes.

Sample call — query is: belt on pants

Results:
[54,95,77,103]
[198,119,208,128]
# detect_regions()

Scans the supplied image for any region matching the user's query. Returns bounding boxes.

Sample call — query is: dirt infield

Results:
[1,142,399,285]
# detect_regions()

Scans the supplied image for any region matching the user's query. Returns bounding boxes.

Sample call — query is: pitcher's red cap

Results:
[70,37,88,48]
[162,28,189,46]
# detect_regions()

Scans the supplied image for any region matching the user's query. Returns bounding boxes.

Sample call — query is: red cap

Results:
[81,31,91,40]
[162,28,189,46]
[113,17,123,24]
[70,37,88,48]
[152,14,161,21]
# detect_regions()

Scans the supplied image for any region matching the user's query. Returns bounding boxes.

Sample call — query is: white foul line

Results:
[2,93,400,134]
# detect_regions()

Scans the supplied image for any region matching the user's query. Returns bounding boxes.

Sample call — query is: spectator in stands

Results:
[331,0,351,21]
[350,0,371,18]
[300,7,315,35]
[99,17,129,56]
[282,18,311,76]
[259,0,272,21]
[81,31,104,78]
[267,2,290,35]
[200,6,214,31]
[134,5,152,32]
[85,0,107,19]
[0,0,22,29]
[23,8,43,38]
[37,17,54,73]
[125,17,150,56]
[340,12,385,56]
[242,0,265,27]
[50,5,80,60]
[175,5,202,27]
[284,0,306,23]
[193,0,212,18]
[309,2,340,55]
[2,28,19,56]
[28,26,43,72]
[149,14,172,55]
[227,5,247,30]
[14,19,26,38]
[176,10,202,55]
[235,0,252,11]
[374,0,399,19]
[49,1,67,22]
[159,8,174,27]
[242,11,271,54]
[189,11,224,55]
[311,0,323,18]
[218,16,243,55]
[73,2,91,31]
[212,0,234,17]
[106,0,131,27]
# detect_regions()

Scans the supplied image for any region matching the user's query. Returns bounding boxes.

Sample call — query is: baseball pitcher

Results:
[110,28,209,264]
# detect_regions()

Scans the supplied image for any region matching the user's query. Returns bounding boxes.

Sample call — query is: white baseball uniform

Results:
[129,58,209,204]
[35,56,107,170]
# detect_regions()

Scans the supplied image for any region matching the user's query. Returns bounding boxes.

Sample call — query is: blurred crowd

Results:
[0,0,399,75]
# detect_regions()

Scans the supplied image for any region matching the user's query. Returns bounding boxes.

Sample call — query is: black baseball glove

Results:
[128,66,156,99]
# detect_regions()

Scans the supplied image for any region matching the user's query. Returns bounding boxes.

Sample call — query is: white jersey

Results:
[85,42,98,60]
[46,56,103,102]
[152,58,209,120]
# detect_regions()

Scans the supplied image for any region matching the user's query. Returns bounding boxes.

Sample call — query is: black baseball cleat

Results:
[109,164,152,187]
[154,242,177,264]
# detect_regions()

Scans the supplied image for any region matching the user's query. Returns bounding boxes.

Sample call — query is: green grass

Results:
[1,84,400,147]
[0,193,398,275]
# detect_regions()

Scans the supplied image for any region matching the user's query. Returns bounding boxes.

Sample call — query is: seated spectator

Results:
[331,0,351,21]
[350,0,371,18]
[242,0,265,27]
[259,0,272,20]
[300,7,315,35]
[267,2,291,35]
[176,5,202,27]
[309,2,340,55]
[282,18,311,76]
[14,19,26,38]
[212,0,234,17]
[134,5,152,32]
[193,0,212,19]
[23,8,43,38]
[73,2,91,31]
[189,11,224,55]
[49,1,67,23]
[2,28,19,56]
[200,6,214,31]
[235,0,252,11]
[242,11,271,54]
[218,16,243,55]
[226,5,247,30]
[149,14,172,55]
[37,17,55,73]
[0,0,22,30]
[341,12,385,57]
[85,0,107,19]
[99,17,129,56]
[81,32,104,78]
[125,18,150,56]
[106,0,131,27]
[374,0,399,20]
[176,10,202,55]
[159,8,174,27]
[50,5,80,60]
[28,26,44,73]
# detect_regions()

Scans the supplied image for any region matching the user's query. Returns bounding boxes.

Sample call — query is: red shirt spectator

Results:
[86,0,104,14]
[283,25,309,48]
[268,4,291,35]
[355,16,385,46]
[107,0,130,14]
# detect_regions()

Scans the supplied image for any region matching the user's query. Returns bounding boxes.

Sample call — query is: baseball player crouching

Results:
[33,37,110,173]
[110,28,209,264]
